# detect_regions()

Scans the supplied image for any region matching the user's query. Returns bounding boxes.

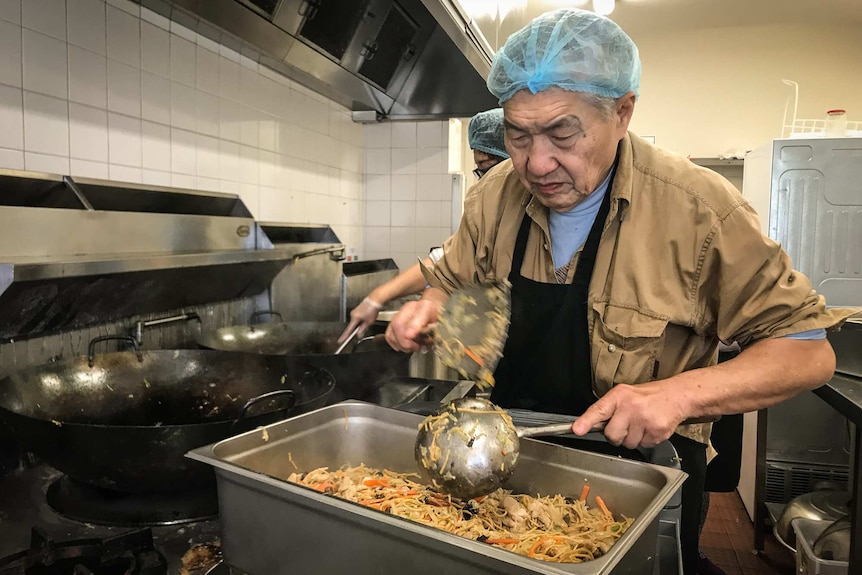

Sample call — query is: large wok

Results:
[0,337,334,493]
[196,319,410,401]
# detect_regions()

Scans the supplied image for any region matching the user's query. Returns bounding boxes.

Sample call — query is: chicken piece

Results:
[501,495,530,529]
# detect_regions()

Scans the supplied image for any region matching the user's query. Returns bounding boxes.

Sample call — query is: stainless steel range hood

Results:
[137,0,497,119]
[0,170,293,340]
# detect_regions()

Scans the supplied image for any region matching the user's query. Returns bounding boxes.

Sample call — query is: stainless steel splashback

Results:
[0,297,262,379]
[261,223,346,322]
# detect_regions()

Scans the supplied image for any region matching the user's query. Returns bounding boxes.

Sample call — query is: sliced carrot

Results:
[464,347,485,367]
[363,478,389,487]
[473,496,486,503]
[595,495,613,519]
[579,484,590,502]
[528,537,546,557]
[484,538,520,545]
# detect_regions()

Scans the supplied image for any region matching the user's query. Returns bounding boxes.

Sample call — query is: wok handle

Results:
[249,310,283,324]
[237,389,297,423]
[353,333,385,351]
[88,335,142,367]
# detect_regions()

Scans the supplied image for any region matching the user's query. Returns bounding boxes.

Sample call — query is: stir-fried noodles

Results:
[286,464,632,563]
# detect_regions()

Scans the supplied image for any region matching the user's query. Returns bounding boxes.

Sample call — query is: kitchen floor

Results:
[700,492,795,575]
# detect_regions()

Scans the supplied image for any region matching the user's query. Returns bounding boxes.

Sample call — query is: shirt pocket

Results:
[590,301,670,396]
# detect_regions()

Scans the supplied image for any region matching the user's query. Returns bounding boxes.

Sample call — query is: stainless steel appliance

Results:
[0,378,686,574]
[135,0,497,118]
[261,223,346,322]
[188,401,686,575]
[739,137,862,546]
[0,171,345,573]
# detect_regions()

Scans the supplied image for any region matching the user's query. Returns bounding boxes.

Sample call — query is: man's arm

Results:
[572,337,835,449]
[338,259,435,342]
[574,199,856,449]
[368,260,432,304]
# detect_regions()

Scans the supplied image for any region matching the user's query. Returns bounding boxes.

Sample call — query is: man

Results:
[339,109,509,342]
[385,9,858,575]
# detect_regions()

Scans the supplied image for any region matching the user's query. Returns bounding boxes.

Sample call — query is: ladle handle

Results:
[515,422,604,438]
[515,416,714,439]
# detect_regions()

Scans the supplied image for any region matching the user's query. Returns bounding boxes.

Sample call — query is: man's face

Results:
[503,88,635,213]
[472,150,504,177]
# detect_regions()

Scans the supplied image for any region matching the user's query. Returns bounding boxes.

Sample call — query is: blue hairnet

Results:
[487,9,641,104]
[467,108,509,159]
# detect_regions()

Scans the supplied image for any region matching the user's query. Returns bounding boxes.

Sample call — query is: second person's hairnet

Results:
[468,108,509,159]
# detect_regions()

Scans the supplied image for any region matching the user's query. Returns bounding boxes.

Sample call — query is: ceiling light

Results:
[458,0,527,19]
[544,0,590,6]
[593,0,615,16]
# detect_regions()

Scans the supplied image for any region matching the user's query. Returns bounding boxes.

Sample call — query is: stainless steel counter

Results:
[813,372,862,573]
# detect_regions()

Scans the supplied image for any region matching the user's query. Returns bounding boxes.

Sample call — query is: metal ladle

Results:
[414,397,602,500]
[415,396,713,500]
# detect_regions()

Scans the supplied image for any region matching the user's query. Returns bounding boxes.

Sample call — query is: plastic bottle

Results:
[824,109,847,137]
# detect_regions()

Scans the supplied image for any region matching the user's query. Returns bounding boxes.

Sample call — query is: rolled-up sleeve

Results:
[696,202,859,346]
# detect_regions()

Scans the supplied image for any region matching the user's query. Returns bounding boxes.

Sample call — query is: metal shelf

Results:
[690,158,745,167]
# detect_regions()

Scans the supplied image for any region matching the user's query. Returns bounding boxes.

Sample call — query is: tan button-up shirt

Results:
[429,132,858,445]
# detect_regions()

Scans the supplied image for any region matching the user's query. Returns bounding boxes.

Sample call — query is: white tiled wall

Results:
[362,120,453,270]
[0,0,364,250]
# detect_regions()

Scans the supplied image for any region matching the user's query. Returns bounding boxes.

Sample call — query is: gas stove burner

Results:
[0,527,167,575]
[46,477,218,527]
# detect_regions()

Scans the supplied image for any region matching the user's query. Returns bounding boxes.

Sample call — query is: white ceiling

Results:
[467,0,862,50]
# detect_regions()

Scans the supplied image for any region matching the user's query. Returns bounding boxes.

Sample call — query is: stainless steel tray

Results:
[188,401,686,575]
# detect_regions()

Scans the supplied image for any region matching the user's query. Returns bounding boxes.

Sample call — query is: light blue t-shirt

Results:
[546,170,827,343]
[548,170,612,270]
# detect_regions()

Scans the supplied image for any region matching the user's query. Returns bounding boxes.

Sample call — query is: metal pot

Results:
[196,318,410,401]
[773,489,851,552]
[0,336,334,493]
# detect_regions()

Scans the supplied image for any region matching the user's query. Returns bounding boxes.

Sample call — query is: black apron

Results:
[489,171,706,575]
[490,174,613,414]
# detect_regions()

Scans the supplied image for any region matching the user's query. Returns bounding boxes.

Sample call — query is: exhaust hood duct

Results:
[138,0,498,119]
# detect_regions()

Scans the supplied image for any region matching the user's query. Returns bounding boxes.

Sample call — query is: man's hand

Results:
[571,381,690,449]
[385,294,445,352]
